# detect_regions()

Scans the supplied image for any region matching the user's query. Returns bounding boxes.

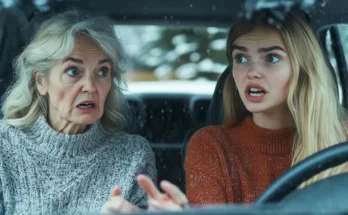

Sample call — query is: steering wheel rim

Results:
[255,141,348,204]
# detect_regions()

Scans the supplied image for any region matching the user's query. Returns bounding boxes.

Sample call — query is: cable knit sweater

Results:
[0,116,156,215]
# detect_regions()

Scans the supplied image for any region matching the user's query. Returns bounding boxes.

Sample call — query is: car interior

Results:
[1,0,348,214]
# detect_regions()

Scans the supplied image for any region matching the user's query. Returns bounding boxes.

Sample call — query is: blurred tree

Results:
[128,26,228,81]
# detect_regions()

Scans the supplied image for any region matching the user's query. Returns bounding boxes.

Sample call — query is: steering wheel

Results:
[255,141,348,206]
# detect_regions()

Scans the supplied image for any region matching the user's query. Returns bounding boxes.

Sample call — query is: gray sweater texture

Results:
[0,115,157,215]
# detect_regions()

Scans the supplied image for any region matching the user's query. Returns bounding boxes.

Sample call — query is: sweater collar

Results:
[231,116,294,155]
[27,115,108,158]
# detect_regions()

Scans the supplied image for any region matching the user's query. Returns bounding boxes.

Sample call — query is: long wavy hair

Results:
[223,12,348,187]
[1,9,130,133]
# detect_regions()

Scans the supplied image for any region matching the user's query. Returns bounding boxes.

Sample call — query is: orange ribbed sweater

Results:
[184,116,294,206]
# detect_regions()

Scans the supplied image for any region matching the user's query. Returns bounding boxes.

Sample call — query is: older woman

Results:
[0,10,156,215]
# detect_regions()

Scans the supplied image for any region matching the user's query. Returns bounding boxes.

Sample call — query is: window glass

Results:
[325,28,343,103]
[338,24,348,67]
[115,25,229,94]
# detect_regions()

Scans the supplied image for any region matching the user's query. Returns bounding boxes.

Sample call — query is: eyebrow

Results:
[231,45,286,53]
[258,46,286,53]
[63,57,83,64]
[62,57,111,65]
[98,59,111,64]
[231,45,248,52]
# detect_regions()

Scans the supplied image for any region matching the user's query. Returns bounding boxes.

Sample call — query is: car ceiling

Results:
[50,0,348,31]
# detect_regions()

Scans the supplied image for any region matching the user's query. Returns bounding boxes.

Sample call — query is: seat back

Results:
[181,66,230,192]
[181,66,230,164]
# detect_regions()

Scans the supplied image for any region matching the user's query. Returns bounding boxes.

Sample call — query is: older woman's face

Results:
[36,35,112,130]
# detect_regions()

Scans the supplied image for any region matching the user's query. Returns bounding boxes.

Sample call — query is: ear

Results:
[35,72,48,96]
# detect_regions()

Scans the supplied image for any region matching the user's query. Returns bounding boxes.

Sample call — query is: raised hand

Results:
[137,174,189,211]
[100,186,141,214]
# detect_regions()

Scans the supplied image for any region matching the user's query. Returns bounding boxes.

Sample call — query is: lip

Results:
[75,100,97,113]
[244,83,267,103]
[76,100,96,106]
[244,83,268,93]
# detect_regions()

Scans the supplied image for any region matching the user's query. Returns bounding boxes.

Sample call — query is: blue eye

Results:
[235,54,248,64]
[98,67,109,77]
[66,67,79,76]
[266,55,280,63]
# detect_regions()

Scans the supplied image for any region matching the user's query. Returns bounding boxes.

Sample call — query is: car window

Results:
[115,25,229,94]
[338,24,348,67]
[324,24,348,105]
[325,28,343,103]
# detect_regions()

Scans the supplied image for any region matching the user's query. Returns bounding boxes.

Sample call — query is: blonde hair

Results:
[1,9,130,133]
[223,13,348,187]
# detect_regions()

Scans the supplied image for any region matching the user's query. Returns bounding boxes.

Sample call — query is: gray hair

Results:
[1,9,130,132]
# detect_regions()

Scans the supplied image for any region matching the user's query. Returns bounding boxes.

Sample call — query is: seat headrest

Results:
[205,66,230,125]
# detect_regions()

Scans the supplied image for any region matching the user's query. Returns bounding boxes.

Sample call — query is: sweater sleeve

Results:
[128,136,157,209]
[184,126,229,206]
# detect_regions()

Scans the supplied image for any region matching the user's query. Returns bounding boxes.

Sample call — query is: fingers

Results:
[100,196,141,215]
[160,180,188,206]
[100,196,125,214]
[136,174,188,211]
[109,186,121,198]
[137,174,161,198]
[101,186,141,214]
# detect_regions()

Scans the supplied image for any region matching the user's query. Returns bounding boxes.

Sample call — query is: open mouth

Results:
[248,87,266,97]
[76,102,95,108]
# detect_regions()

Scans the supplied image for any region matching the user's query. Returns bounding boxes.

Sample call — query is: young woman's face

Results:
[232,27,292,114]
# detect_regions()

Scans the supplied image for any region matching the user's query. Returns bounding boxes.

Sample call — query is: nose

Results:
[82,76,97,93]
[247,62,262,79]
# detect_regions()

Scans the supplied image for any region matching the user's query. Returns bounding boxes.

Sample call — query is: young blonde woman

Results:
[183,12,348,206]
[103,12,348,212]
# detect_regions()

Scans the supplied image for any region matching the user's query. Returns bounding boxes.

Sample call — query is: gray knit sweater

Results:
[0,116,157,215]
